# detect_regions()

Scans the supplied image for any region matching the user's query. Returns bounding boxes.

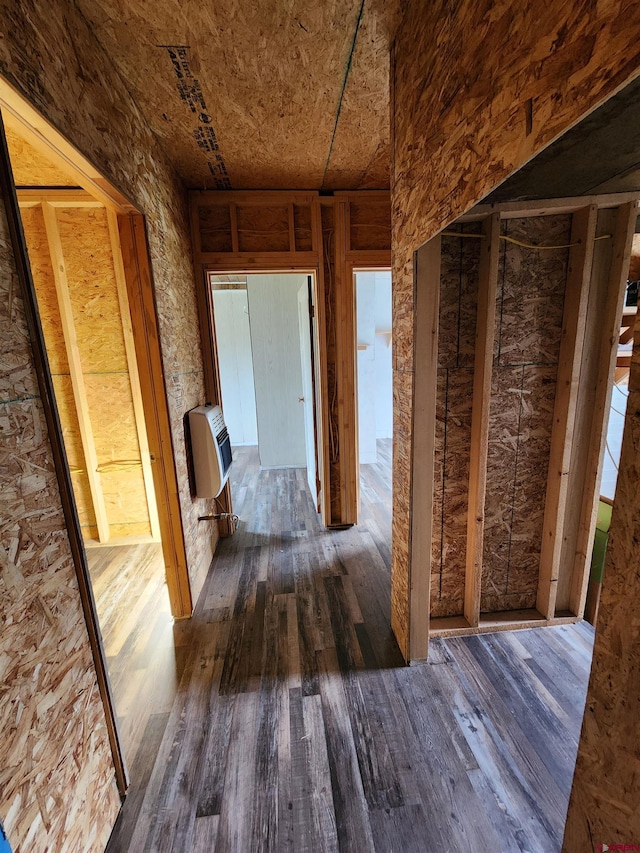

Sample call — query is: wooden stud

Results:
[311,198,331,525]
[229,203,239,254]
[457,191,640,223]
[0,81,137,213]
[41,201,110,543]
[288,203,296,253]
[464,213,500,628]
[537,205,597,619]
[107,209,162,542]
[409,236,441,662]
[569,200,638,616]
[118,214,193,618]
[17,189,102,208]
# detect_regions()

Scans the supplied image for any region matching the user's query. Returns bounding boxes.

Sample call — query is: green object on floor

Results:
[590,500,613,584]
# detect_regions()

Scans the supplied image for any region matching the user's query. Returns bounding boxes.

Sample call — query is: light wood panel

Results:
[409,237,441,661]
[568,201,637,616]
[41,201,111,542]
[464,213,500,628]
[20,194,158,546]
[108,210,161,541]
[537,205,597,619]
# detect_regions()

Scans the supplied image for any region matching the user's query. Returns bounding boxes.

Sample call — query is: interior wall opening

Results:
[354,268,393,531]
[209,271,321,518]
[2,109,184,791]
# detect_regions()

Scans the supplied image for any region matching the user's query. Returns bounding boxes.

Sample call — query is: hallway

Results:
[106,445,593,852]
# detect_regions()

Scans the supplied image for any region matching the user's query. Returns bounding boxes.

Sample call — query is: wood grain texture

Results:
[563,317,640,849]
[0,0,219,607]
[390,0,640,657]
[107,443,594,853]
[191,190,390,528]
[0,173,120,853]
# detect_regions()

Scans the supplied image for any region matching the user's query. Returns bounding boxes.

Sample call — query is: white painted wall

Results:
[356,270,393,465]
[600,380,628,500]
[212,289,258,446]
[247,273,308,468]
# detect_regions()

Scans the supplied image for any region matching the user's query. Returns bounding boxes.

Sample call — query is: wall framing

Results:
[407,193,638,658]
[189,189,391,528]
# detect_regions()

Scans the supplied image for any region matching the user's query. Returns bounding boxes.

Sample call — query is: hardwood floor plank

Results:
[317,647,376,853]
[106,442,594,853]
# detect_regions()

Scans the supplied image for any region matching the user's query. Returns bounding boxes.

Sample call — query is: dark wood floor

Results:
[106,440,594,852]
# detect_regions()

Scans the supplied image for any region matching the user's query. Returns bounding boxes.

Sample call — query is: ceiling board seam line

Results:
[320,0,366,190]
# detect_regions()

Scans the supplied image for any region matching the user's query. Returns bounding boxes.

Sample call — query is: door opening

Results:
[209,271,321,516]
[0,103,190,795]
[353,268,393,524]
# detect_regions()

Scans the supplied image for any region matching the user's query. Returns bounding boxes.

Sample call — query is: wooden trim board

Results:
[537,205,597,619]
[569,200,638,616]
[117,214,193,618]
[41,201,111,543]
[464,213,500,627]
[409,237,441,662]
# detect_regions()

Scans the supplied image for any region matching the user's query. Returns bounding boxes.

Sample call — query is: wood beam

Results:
[569,200,638,616]
[334,199,358,525]
[537,205,597,619]
[311,198,331,525]
[118,214,193,618]
[41,201,110,543]
[409,236,441,662]
[107,209,161,542]
[464,213,500,628]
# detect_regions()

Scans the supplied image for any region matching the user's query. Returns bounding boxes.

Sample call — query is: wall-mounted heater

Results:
[188,404,233,498]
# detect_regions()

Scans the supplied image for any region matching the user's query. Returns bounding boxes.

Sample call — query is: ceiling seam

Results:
[320,0,366,190]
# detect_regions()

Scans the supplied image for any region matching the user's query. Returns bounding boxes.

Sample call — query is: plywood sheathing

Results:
[20,202,154,542]
[19,205,98,537]
[563,314,640,848]
[391,0,640,659]
[481,215,570,613]
[0,193,120,852]
[321,6,391,190]
[0,0,220,605]
[74,0,392,190]
[431,227,480,618]
[4,125,77,187]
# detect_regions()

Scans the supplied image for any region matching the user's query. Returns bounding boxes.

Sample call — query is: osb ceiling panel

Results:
[75,0,394,191]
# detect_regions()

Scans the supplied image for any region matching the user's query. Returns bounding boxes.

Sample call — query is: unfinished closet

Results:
[413,194,638,637]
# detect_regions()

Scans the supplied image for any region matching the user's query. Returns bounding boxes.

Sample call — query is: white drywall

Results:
[356,270,393,465]
[212,288,258,446]
[247,274,308,468]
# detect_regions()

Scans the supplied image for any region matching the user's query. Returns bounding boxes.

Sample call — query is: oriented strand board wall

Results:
[0,2,219,849]
[563,320,640,848]
[390,0,640,659]
[0,0,218,599]
[0,194,120,851]
[481,216,569,612]
[431,227,480,618]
